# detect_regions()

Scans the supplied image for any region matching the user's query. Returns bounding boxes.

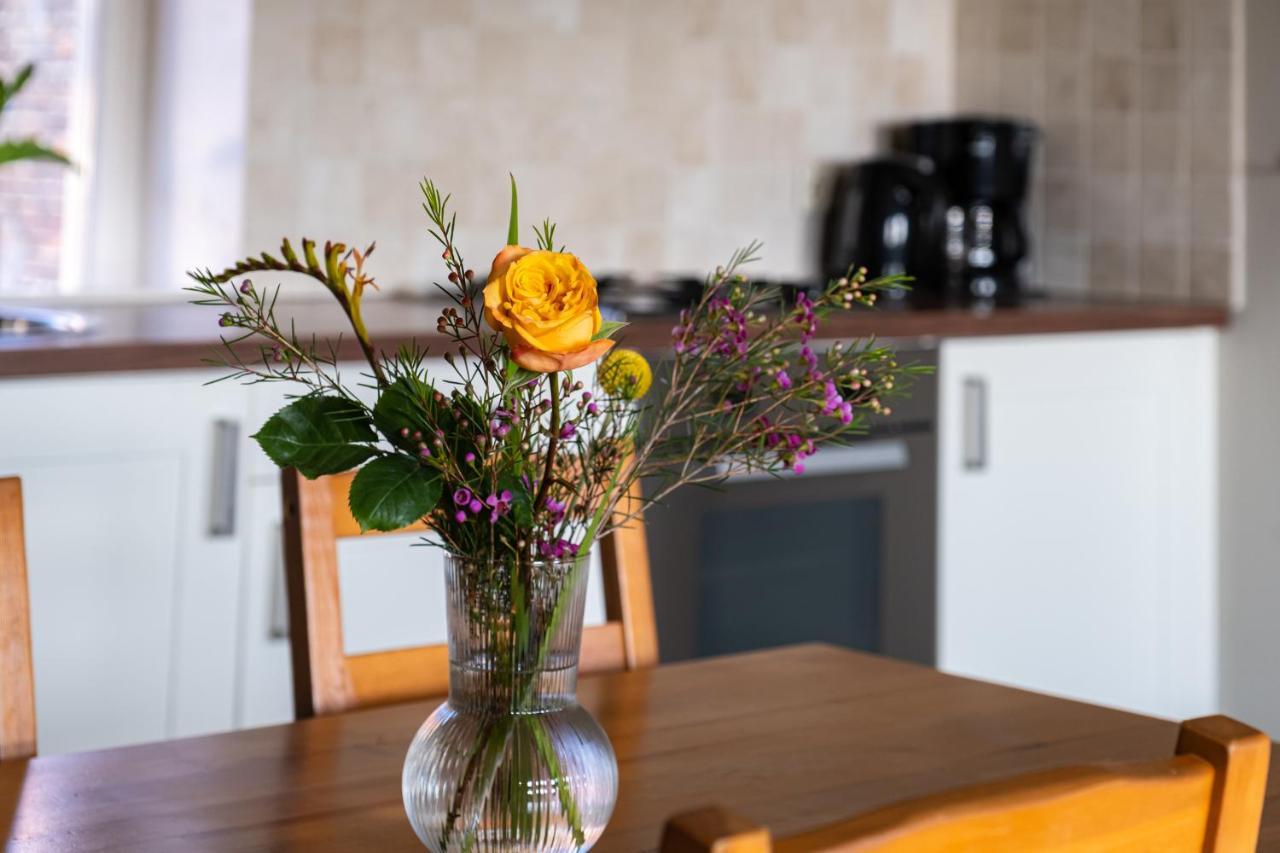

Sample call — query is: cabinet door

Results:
[937,329,1217,719]
[0,369,249,753]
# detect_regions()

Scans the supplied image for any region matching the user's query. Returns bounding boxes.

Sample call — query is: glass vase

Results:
[402,554,617,851]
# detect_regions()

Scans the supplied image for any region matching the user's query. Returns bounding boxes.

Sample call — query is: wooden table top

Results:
[2,644,1277,851]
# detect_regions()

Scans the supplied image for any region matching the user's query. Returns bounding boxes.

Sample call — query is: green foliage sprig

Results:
[0,64,73,168]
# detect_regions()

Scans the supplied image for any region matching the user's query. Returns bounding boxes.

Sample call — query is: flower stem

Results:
[532,372,561,523]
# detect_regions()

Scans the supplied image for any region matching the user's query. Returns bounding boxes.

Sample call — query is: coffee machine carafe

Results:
[895,118,1039,303]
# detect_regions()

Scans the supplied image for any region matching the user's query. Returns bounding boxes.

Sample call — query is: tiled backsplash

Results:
[245,0,956,286]
[956,0,1237,302]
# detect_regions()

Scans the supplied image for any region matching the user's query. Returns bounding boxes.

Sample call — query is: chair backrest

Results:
[0,477,36,760]
[660,715,1271,853]
[281,468,658,718]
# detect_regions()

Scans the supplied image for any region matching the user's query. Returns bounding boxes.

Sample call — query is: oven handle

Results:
[715,439,911,483]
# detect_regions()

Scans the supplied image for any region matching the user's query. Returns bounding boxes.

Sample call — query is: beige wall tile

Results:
[1140,57,1182,112]
[1190,178,1232,243]
[999,0,1044,53]
[1138,241,1190,298]
[1045,52,1087,116]
[1140,177,1188,242]
[1090,0,1139,55]
[1190,245,1232,301]
[1046,0,1087,51]
[1043,233,1088,293]
[1092,56,1137,110]
[1044,175,1085,233]
[1043,120,1087,173]
[1090,238,1139,297]
[1190,0,1233,54]
[1140,0,1182,51]
[1140,114,1187,178]
[310,23,367,86]
[1091,114,1137,172]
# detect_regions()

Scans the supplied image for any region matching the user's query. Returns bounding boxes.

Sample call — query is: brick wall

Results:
[0,0,79,296]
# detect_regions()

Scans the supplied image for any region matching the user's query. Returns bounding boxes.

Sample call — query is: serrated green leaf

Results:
[348,455,442,532]
[592,320,628,342]
[373,376,431,451]
[253,396,377,478]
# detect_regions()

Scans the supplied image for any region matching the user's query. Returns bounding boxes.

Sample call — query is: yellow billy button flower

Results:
[482,246,615,373]
[598,349,652,400]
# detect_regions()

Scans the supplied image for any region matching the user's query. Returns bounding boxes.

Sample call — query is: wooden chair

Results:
[661,715,1271,853]
[0,478,37,760]
[281,468,658,718]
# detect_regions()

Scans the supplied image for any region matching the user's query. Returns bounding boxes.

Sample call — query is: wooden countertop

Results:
[0,294,1229,379]
[1,644,1276,851]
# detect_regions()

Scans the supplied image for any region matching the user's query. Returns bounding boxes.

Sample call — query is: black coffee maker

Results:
[822,117,1039,304]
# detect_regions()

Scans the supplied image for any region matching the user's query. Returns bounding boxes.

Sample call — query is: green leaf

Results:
[0,139,72,168]
[373,376,432,451]
[253,396,377,478]
[506,173,519,246]
[592,320,628,342]
[0,64,33,114]
[503,358,540,388]
[348,455,442,532]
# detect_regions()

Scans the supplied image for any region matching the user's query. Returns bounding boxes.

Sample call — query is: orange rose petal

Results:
[488,245,532,282]
[511,339,615,373]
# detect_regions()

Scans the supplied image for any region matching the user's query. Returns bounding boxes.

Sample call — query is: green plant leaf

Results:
[372,376,432,450]
[506,173,519,246]
[592,320,628,342]
[348,455,442,532]
[503,358,541,388]
[0,64,33,114]
[253,396,377,478]
[0,139,72,168]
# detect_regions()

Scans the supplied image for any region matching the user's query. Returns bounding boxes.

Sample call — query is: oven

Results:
[643,343,938,667]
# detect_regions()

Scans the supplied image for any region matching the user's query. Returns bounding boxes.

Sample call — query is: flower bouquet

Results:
[188,176,918,851]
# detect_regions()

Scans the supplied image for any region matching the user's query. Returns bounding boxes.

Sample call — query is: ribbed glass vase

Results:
[402,554,617,851]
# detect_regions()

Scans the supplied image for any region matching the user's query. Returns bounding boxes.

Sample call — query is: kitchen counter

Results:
[0,294,1229,378]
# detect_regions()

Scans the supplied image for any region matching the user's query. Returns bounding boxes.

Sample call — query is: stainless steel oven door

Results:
[642,359,937,667]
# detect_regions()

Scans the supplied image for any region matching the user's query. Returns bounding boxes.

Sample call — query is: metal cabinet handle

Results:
[209,419,240,536]
[962,377,987,471]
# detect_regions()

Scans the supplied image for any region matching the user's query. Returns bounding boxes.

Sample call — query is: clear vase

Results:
[402,554,618,851]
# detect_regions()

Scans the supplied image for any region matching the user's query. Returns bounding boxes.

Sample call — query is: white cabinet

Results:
[937,329,1218,719]
[0,369,251,753]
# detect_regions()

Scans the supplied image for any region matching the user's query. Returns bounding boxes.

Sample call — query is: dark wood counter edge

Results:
[0,303,1230,379]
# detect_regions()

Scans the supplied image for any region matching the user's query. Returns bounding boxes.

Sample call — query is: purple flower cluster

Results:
[452,487,513,524]
[489,408,513,438]
[671,296,749,358]
[755,416,817,474]
[545,497,566,525]
[537,538,577,560]
[821,380,854,425]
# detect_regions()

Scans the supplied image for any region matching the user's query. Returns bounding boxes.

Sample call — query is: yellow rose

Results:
[482,246,615,373]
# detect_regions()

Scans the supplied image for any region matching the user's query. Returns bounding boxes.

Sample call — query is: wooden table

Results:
[2,644,1277,851]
